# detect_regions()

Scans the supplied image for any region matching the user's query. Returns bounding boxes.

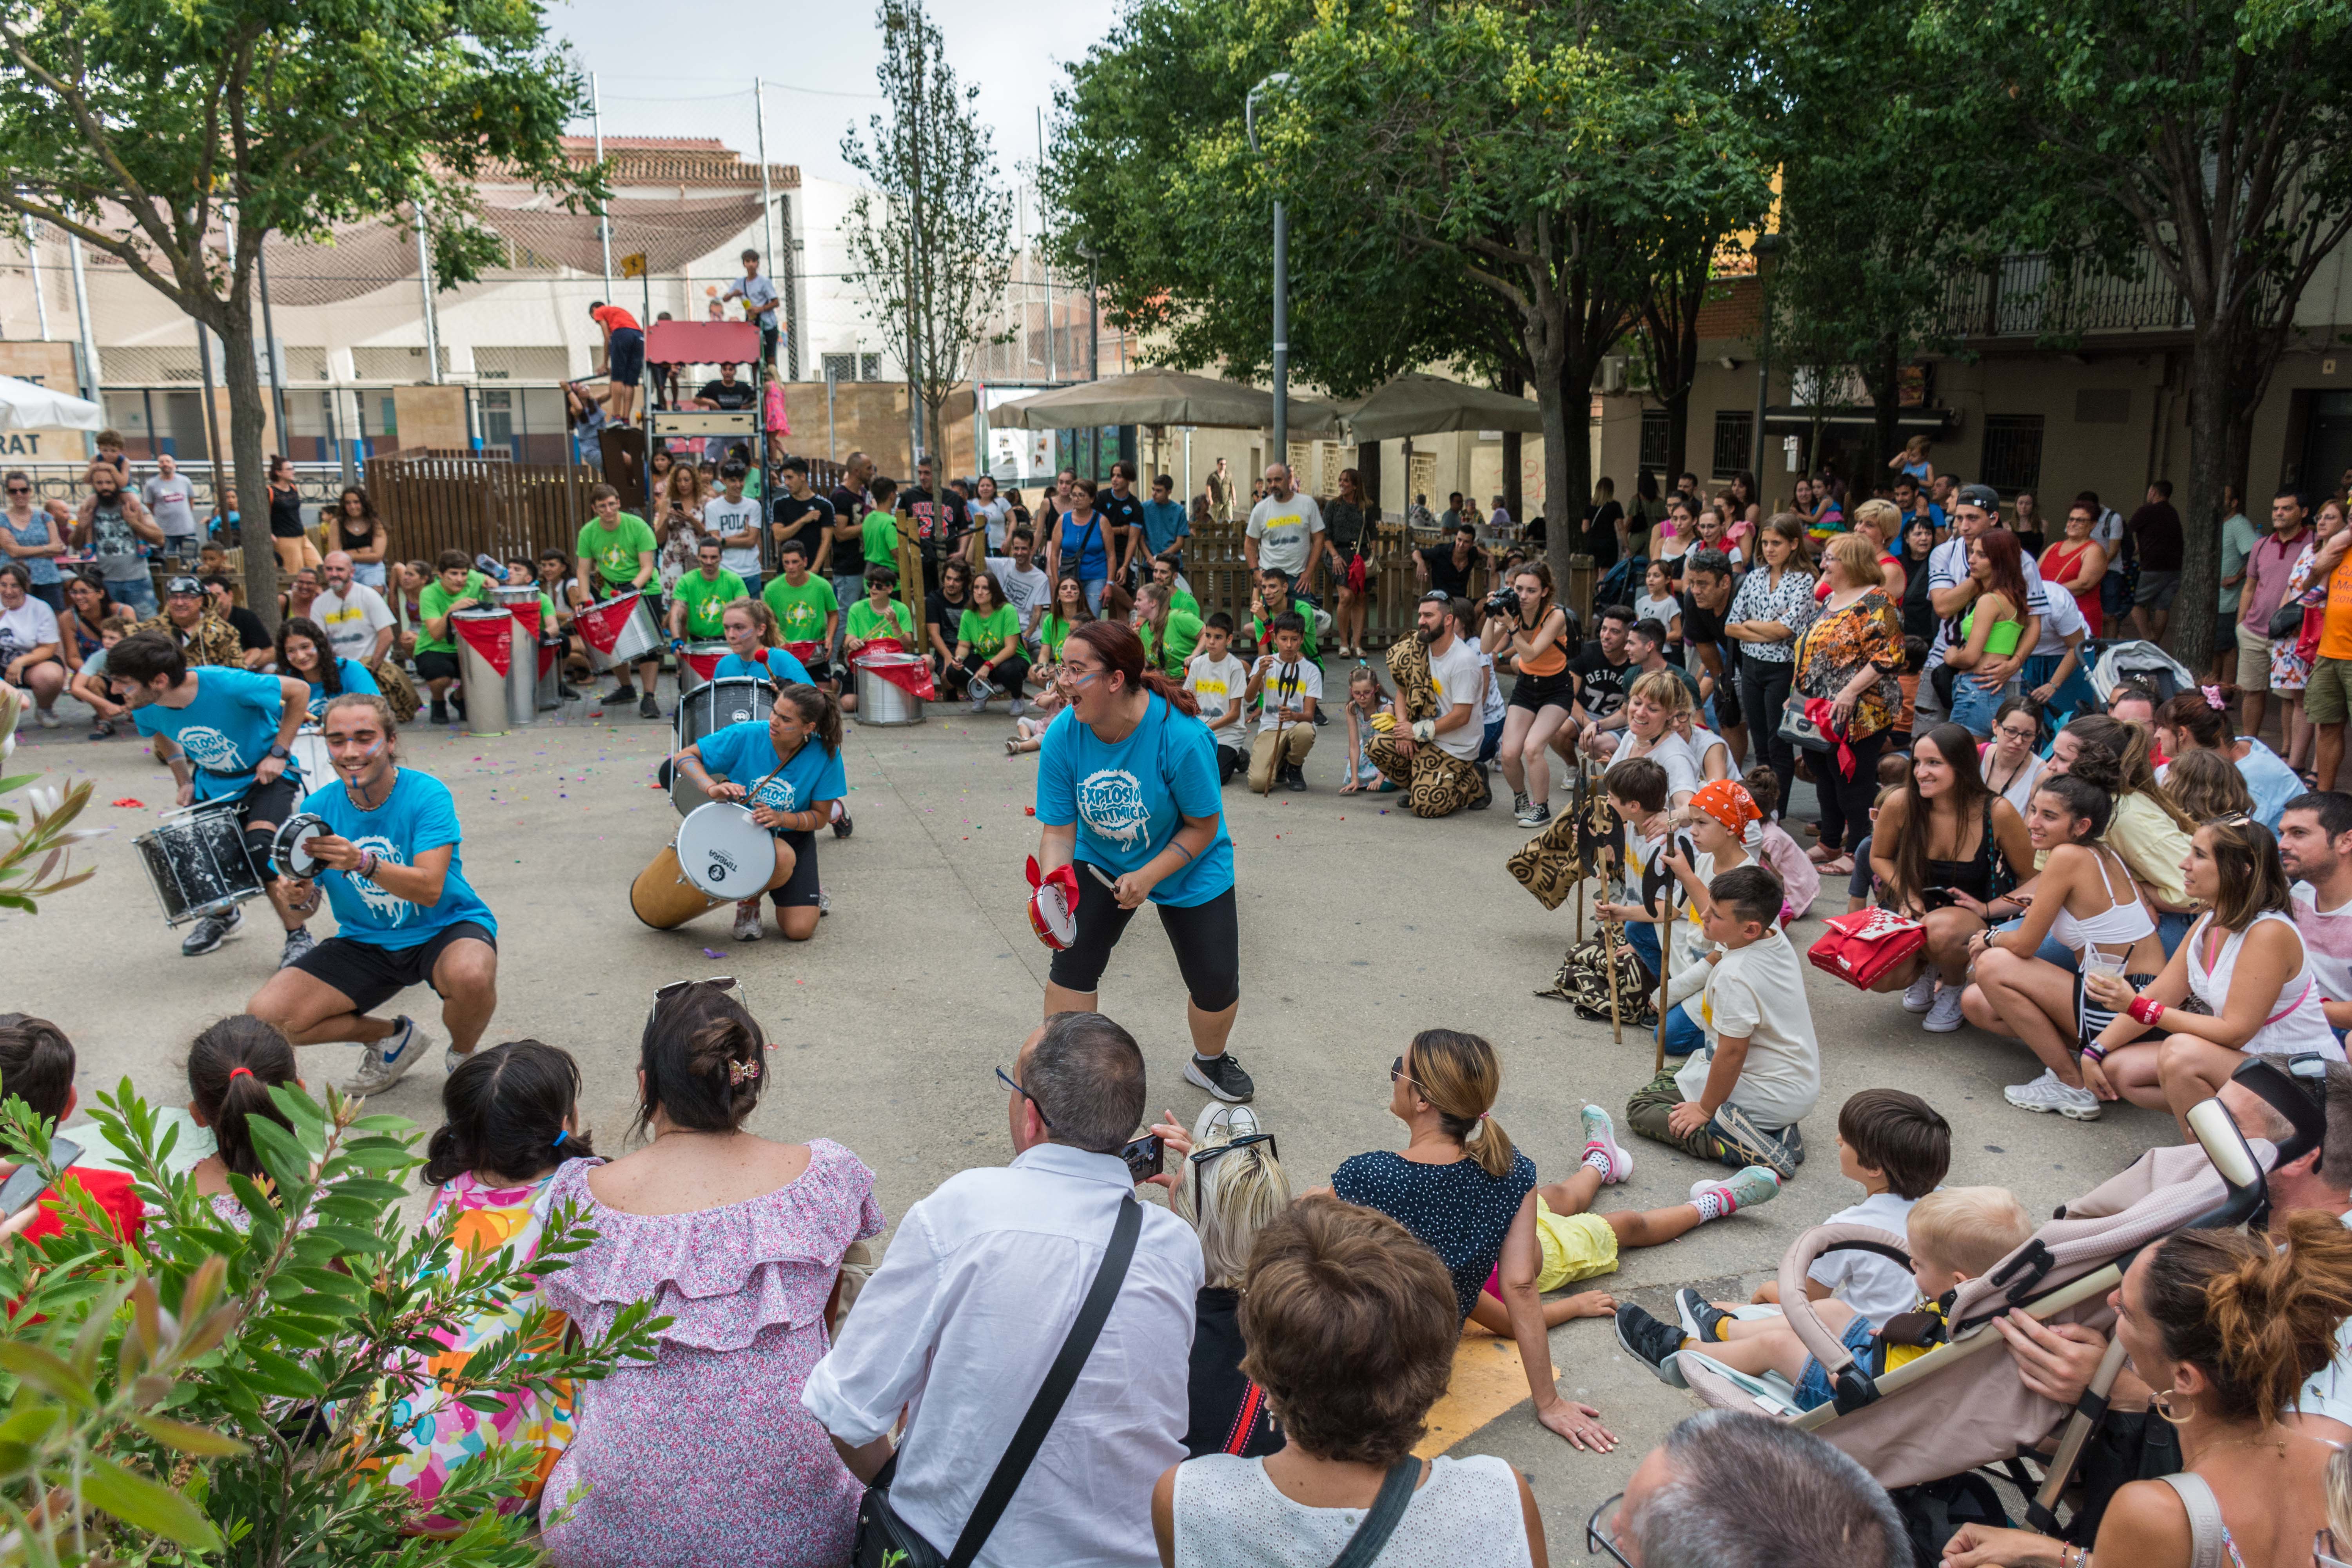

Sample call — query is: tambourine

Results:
[270,813,332,879]
[1025,856,1080,950]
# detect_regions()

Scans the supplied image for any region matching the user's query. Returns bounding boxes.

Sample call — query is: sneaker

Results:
[180,904,246,957]
[1691,1164,1783,1214]
[429,700,450,726]
[1924,985,1967,1033]
[1193,1102,1264,1145]
[1511,791,1531,819]
[343,1016,432,1096]
[1009,698,1029,718]
[1709,1104,1799,1180]
[443,1045,469,1074]
[1613,1305,1689,1388]
[557,682,582,701]
[1282,764,1308,791]
[1312,707,1328,727]
[833,810,853,840]
[818,887,831,917]
[1902,970,1938,1013]
[87,719,115,740]
[1674,1286,1735,1347]
[1523,802,1552,828]
[1581,1103,1633,1183]
[2005,1067,2103,1121]
[34,706,59,729]
[277,926,317,969]
[603,684,637,705]
[1468,781,1491,810]
[968,691,992,715]
[638,692,661,720]
[732,900,765,941]
[1185,1051,1256,1103]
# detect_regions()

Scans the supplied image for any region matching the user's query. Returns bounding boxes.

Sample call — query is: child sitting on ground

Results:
[1626,864,1821,1179]
[1612,1185,2035,1403]
[1594,757,1679,984]
[1338,665,1394,794]
[1244,612,1319,792]
[1747,1088,1951,1325]
[0,1014,145,1246]
[1741,768,1820,922]
[1465,1103,1782,1332]
[1004,679,1067,757]
[1846,784,1904,913]
[1183,612,1250,783]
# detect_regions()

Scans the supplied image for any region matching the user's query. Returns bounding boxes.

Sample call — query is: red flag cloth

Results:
[509,599,541,642]
[684,647,727,684]
[453,610,514,678]
[575,591,642,659]
[852,639,936,701]
[1804,696,1857,780]
[783,639,826,666]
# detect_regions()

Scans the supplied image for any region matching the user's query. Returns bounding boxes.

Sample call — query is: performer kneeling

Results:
[670,682,846,943]
[106,630,318,960]
[246,692,499,1096]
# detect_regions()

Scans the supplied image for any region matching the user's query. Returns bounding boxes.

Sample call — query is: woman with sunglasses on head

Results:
[1034,619,1252,1104]
[537,980,883,1568]
[1,470,71,613]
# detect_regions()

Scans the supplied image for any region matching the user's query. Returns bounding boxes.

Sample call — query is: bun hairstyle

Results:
[187,1016,299,1182]
[0,1014,76,1122]
[633,981,767,1140]
[2066,713,2198,832]
[2034,773,2114,840]
[1066,620,1200,717]
[422,1040,594,1188]
[1401,1029,1517,1178]
[2141,1215,2352,1427]
[2158,688,2234,752]
[776,682,845,757]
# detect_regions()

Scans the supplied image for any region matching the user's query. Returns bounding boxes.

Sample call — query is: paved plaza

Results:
[3,697,2177,1536]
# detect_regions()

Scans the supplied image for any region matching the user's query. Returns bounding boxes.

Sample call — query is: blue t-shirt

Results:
[713,648,814,687]
[1140,498,1191,556]
[304,658,380,719]
[132,666,285,802]
[694,721,848,818]
[1035,694,1233,907]
[300,768,496,949]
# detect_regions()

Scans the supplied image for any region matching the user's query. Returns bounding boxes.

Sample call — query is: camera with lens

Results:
[1483,586,1520,619]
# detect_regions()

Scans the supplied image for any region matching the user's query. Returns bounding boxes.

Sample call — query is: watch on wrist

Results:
[267,742,291,760]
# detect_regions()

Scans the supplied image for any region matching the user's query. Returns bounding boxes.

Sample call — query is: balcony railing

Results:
[1935,250,2191,340]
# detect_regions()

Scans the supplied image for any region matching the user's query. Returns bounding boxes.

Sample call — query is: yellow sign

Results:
[619,252,647,279]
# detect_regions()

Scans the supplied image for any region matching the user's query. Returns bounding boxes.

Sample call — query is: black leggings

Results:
[1049,877,1240,1011]
[1738,659,1795,818]
[1814,728,1886,854]
[962,651,1029,693]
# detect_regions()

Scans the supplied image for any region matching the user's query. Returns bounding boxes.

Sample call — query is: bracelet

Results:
[2127,996,2165,1027]
[1171,841,1196,865]
[2080,1044,2107,1065]
[357,851,378,882]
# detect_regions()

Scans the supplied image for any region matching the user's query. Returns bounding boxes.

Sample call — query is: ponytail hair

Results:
[187,1016,299,1183]
[2142,1214,2352,1426]
[728,597,781,648]
[777,682,844,756]
[2032,773,2113,842]
[633,981,768,1140]
[1067,619,1198,716]
[1401,1029,1516,1178]
[422,1039,594,1187]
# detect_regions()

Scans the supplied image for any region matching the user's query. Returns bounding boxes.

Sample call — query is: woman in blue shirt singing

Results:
[1034,620,1251,1103]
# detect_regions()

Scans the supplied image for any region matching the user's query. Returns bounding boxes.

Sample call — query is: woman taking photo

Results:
[654,466,706,596]
[1323,466,1373,658]
[1046,476,1112,614]
[1795,533,1908,875]
[1980,697,2048,816]
[2080,816,2347,1129]
[276,614,379,721]
[329,486,389,587]
[1942,1218,2352,1568]
[1034,620,1250,1103]
[1488,561,1577,828]
[1960,772,2163,1122]
[2156,688,2301,827]
[1945,528,2031,739]
[1867,723,2035,1032]
[1726,513,1818,815]
[955,567,1029,716]
[537,980,883,1567]
[267,454,321,573]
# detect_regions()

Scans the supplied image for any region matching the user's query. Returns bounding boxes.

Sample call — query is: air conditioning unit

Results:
[1596,358,1628,394]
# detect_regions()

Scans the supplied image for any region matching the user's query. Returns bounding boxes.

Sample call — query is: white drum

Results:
[134,799,263,926]
[673,801,780,901]
[289,725,335,792]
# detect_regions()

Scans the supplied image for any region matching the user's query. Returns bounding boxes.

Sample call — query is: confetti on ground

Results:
[702,948,727,959]
[111,797,145,807]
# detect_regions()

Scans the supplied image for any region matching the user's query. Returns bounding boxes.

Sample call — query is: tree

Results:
[1917,0,2352,668]
[0,0,598,627]
[840,0,1015,474]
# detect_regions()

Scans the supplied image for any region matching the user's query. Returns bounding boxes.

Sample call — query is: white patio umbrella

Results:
[0,376,103,432]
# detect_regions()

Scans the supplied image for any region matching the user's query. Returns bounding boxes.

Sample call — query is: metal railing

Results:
[1934,250,2192,339]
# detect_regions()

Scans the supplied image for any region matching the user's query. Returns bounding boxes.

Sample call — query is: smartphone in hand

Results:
[1120,1133,1164,1184]
[0,1135,84,1217]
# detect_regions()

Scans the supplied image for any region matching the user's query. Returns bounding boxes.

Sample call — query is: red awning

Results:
[646,319,761,366]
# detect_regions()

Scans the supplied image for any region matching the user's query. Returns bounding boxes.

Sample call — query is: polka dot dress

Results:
[1331,1149,1536,1319]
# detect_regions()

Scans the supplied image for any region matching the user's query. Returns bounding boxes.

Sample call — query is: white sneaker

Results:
[1902,969,1938,1013]
[444,1046,469,1074]
[34,707,59,730]
[1923,985,1967,1033]
[1581,1104,1633,1183]
[343,1015,432,1096]
[732,900,764,941]
[1192,1102,1264,1146]
[2005,1067,2103,1121]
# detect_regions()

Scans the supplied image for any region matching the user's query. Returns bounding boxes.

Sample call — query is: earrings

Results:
[2151,1388,2189,1425]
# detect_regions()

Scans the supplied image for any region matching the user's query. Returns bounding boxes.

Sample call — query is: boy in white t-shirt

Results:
[1626,863,1820,1179]
[1243,612,1320,792]
[704,463,766,597]
[1185,613,1250,784]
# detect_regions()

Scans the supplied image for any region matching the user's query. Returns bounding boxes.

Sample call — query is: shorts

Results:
[2236,617,2277,691]
[209,769,305,843]
[1793,1314,1883,1411]
[1048,877,1240,1011]
[1507,666,1577,715]
[768,828,820,909]
[2133,569,2181,610]
[1480,1199,1620,1301]
[606,327,645,388]
[2100,572,2129,620]
[2307,655,2352,726]
[291,920,496,1016]
[2076,968,2160,1047]
[413,650,461,684]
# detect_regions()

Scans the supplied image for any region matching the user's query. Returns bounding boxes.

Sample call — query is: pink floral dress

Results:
[536,1139,884,1568]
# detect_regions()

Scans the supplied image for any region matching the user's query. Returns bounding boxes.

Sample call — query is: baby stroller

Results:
[2089,639,2199,707]
[1675,1059,2321,1541]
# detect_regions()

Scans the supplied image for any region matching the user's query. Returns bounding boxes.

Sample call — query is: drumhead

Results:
[673,800,778,899]
[272,813,331,877]
[1029,883,1077,949]
[673,676,777,748]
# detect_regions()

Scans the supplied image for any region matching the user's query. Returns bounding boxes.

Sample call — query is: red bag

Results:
[1806,907,1926,991]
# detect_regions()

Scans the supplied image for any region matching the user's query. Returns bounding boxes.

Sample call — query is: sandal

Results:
[1822,856,1855,877]
[1806,842,1837,864]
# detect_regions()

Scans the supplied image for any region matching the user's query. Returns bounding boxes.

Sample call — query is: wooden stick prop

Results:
[1260,657,1295,798]
[1603,914,1624,1045]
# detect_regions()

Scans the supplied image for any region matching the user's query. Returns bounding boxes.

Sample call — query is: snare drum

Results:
[134,799,263,926]
[670,677,776,815]
[628,802,783,929]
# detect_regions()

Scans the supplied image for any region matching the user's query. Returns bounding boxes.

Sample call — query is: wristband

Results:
[2080,1044,2107,1065]
[1411,719,1435,742]
[2127,996,2165,1027]
[358,851,378,882]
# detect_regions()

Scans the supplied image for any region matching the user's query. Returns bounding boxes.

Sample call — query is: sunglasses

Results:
[1390,1055,1420,1091]
[996,1065,1053,1131]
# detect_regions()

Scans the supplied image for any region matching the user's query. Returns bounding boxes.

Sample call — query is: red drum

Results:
[679,641,730,694]
[577,591,660,671]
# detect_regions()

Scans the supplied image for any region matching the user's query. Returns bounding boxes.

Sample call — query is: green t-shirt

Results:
[577,514,657,589]
[846,597,915,643]
[416,572,494,655]
[763,573,840,646]
[1170,588,1201,618]
[958,603,1019,655]
[1040,614,1083,661]
[1251,598,1320,662]
[673,568,748,638]
[862,509,900,568]
[1145,608,1204,676]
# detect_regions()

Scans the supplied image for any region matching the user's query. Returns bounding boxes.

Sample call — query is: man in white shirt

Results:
[803,1013,1200,1568]
[311,552,394,669]
[1920,484,2044,726]
[704,461,766,597]
[1367,591,1492,817]
[720,248,782,370]
[984,526,1052,652]
[1243,463,1324,596]
[142,454,200,556]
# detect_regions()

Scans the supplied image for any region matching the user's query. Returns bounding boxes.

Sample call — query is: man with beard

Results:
[131,573,244,669]
[1367,592,1490,817]
[73,459,163,616]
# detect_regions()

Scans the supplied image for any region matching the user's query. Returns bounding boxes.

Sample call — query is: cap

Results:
[1956,483,2001,511]
[165,575,203,595]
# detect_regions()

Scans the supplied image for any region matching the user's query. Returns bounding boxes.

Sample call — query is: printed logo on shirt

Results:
[1075,767,1151,851]
[175,725,244,773]
[777,601,823,636]
[750,774,799,812]
[346,835,414,925]
[1194,677,1229,697]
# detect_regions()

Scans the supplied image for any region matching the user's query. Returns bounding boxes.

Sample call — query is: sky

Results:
[552,0,1124,194]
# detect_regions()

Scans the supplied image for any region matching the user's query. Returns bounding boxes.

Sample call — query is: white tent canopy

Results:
[0,376,102,432]
[991,368,1341,434]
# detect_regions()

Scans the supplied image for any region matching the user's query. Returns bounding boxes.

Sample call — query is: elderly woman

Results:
[1793,532,1907,875]
[1582,668,1707,804]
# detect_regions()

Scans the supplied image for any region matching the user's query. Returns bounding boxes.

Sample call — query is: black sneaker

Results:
[1312,707,1329,727]
[638,692,661,720]
[603,684,637,705]
[1674,1287,1733,1349]
[429,701,450,726]
[1185,1051,1255,1103]
[1282,764,1308,791]
[450,694,466,721]
[832,811,854,840]
[180,904,246,957]
[1710,1104,1799,1181]
[87,718,116,740]
[277,926,318,969]
[1614,1304,1689,1387]
[557,683,582,701]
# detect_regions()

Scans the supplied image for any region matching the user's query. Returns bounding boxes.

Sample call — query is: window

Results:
[1711,410,1752,479]
[1639,409,1671,472]
[1979,415,2044,495]
[860,353,884,382]
[821,353,857,383]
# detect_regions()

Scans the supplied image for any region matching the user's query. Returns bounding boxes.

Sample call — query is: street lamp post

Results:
[1247,73,1295,463]
[1750,231,1781,485]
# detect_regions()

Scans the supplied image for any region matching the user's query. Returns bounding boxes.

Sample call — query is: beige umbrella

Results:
[1337,372,1544,443]
[991,368,1340,434]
